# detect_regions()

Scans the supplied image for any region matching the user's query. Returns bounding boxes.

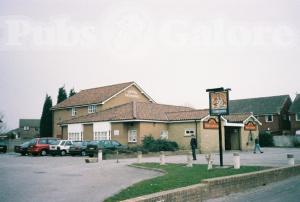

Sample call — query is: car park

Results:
[86,140,124,157]
[69,141,89,156]
[49,140,74,156]
[14,141,31,155]
[28,137,59,156]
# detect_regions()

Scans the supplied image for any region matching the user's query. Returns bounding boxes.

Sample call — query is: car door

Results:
[65,141,73,152]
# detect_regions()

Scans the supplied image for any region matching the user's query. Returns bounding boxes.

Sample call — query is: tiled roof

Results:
[229,95,291,115]
[289,94,300,113]
[60,102,253,125]
[166,109,209,121]
[52,81,136,109]
[19,119,40,128]
[60,102,193,124]
[223,113,252,123]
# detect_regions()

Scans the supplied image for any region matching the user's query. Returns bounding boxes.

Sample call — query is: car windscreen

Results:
[21,141,30,147]
[49,139,59,145]
[89,141,100,145]
[29,139,37,145]
[72,142,82,146]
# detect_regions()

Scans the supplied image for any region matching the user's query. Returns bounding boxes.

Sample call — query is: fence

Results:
[273,135,300,147]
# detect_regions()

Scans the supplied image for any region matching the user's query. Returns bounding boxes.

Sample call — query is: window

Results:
[88,105,96,114]
[39,139,47,144]
[114,130,120,136]
[128,129,137,143]
[265,115,273,122]
[94,131,109,140]
[68,132,83,141]
[60,141,66,146]
[71,107,77,116]
[65,141,72,146]
[160,130,168,139]
[296,112,300,121]
[23,126,29,131]
[185,129,195,137]
[112,141,121,146]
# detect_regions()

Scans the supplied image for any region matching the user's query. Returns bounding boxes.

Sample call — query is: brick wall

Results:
[122,165,300,202]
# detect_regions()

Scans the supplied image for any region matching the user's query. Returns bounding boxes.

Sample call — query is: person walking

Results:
[190,134,197,160]
[253,137,263,153]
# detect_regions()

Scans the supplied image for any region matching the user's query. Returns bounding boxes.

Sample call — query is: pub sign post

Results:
[206,87,231,167]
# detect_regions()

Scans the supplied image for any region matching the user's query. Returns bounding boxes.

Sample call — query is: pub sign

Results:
[209,90,229,116]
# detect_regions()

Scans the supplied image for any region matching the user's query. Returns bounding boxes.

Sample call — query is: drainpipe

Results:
[195,120,198,148]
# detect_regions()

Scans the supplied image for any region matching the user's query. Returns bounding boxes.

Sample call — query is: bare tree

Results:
[0,112,7,134]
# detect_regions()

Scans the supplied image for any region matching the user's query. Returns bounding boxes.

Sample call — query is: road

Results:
[207,175,300,202]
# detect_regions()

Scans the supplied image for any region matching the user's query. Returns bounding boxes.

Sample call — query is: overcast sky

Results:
[0,0,299,130]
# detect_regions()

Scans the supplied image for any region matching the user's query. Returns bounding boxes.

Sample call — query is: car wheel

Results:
[41,150,47,156]
[61,150,66,156]
[88,154,93,157]
[21,152,26,156]
[81,151,86,156]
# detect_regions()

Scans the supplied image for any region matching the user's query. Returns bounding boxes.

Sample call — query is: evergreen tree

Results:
[69,88,76,97]
[40,94,53,137]
[57,86,67,104]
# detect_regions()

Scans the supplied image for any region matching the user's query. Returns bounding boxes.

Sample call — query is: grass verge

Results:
[104,163,265,202]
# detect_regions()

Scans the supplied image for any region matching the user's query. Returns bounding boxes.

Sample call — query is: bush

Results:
[259,132,274,147]
[142,136,179,152]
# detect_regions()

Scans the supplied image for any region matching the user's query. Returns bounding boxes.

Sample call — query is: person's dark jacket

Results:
[255,138,259,144]
[190,137,197,148]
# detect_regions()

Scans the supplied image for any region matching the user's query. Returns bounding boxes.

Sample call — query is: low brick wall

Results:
[122,165,300,202]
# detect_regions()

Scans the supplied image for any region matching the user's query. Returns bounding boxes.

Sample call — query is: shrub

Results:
[142,136,179,152]
[259,132,274,147]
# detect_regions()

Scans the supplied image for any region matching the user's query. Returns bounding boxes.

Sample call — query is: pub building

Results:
[52,82,261,153]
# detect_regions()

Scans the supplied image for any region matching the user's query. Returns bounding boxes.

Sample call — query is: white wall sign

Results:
[125,90,139,98]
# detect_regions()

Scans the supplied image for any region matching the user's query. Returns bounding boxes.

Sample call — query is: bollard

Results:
[160,151,166,165]
[187,151,193,167]
[287,154,295,166]
[205,153,214,170]
[137,151,142,163]
[233,153,240,169]
[116,150,119,163]
[98,149,103,162]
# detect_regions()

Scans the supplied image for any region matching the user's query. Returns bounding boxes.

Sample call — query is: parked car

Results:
[14,141,31,155]
[49,140,74,156]
[69,141,89,156]
[0,143,7,153]
[28,137,59,156]
[86,140,124,157]
[0,138,7,153]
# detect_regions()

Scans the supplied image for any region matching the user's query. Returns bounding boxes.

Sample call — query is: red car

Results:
[28,137,59,156]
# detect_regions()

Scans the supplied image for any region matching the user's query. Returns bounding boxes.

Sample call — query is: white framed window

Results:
[71,107,77,116]
[68,132,83,141]
[265,115,273,122]
[114,130,120,136]
[296,112,300,121]
[23,126,29,131]
[88,105,97,114]
[128,129,137,143]
[185,129,195,137]
[94,131,109,140]
[160,130,168,139]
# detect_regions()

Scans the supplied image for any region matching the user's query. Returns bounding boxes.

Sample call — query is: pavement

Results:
[207,174,300,202]
[0,147,300,202]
